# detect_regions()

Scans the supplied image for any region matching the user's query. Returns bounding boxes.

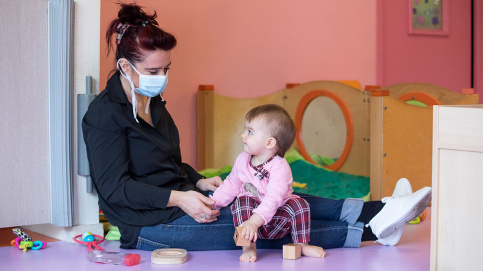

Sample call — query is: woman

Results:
[82,3,432,252]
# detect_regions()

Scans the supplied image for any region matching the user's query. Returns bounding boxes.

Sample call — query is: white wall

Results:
[72,0,101,227]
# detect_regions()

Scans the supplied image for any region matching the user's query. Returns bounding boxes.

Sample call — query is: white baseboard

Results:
[23,223,104,243]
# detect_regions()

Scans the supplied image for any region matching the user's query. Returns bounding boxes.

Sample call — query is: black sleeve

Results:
[180,162,205,186]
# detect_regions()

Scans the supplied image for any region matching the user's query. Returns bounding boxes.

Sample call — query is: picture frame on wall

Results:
[409,0,449,36]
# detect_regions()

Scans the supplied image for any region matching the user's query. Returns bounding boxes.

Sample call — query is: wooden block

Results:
[233,226,251,247]
[151,248,188,264]
[283,243,301,260]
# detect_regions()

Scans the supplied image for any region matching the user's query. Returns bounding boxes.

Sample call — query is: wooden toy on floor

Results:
[151,248,188,264]
[283,243,301,260]
[233,226,251,247]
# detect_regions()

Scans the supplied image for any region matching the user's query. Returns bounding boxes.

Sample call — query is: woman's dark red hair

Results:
[106,2,177,66]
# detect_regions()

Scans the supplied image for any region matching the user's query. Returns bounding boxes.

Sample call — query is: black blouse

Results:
[82,72,203,248]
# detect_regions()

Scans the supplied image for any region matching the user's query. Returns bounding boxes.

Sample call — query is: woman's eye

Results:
[164,67,170,74]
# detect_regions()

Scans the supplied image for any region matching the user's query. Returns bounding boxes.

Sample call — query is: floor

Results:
[0,208,432,271]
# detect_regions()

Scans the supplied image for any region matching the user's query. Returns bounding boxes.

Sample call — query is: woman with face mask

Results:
[83,3,223,250]
[83,2,432,256]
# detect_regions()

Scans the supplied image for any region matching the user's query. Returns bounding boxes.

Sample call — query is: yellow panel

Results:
[381,98,433,197]
[337,80,361,90]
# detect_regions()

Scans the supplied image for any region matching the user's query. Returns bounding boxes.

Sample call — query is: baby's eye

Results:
[248,130,253,135]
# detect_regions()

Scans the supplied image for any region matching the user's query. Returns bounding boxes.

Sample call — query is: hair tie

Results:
[116,23,130,45]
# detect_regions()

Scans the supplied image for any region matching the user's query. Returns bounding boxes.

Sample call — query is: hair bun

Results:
[105,2,176,62]
[117,3,158,27]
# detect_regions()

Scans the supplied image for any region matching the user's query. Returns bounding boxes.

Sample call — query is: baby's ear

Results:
[266,137,277,150]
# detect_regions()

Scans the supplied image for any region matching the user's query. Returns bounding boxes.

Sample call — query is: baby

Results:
[211,104,326,262]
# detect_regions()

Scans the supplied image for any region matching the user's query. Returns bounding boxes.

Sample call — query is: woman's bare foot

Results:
[240,243,257,262]
[298,243,326,258]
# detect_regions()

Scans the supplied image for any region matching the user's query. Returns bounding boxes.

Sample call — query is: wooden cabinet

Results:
[431,105,483,271]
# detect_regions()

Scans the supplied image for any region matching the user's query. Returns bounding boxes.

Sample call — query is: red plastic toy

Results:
[74,233,104,251]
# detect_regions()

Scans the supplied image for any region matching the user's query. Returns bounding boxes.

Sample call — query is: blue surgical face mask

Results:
[130,62,168,97]
[117,58,169,123]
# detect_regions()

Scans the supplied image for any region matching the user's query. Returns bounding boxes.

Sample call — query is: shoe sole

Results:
[378,188,432,238]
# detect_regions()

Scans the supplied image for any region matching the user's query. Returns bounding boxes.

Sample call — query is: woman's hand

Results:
[196,176,223,192]
[239,214,265,242]
[168,190,220,223]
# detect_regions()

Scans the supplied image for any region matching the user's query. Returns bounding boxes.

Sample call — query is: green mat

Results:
[199,148,370,201]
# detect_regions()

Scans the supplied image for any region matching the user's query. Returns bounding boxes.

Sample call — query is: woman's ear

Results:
[266,137,277,150]
[118,58,132,75]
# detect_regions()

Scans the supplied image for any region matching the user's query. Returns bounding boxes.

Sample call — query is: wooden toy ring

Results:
[151,248,188,265]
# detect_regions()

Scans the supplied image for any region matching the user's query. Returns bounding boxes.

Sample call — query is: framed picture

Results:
[409,0,449,36]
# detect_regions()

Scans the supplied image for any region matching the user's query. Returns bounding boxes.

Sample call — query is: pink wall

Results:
[100,0,378,169]
[378,0,473,92]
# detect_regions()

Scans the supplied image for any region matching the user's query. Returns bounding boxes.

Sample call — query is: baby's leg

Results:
[286,198,327,257]
[230,195,260,227]
[240,242,257,262]
[231,196,259,262]
[297,243,326,258]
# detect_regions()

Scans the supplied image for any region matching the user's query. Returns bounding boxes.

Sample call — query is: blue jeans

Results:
[136,193,364,251]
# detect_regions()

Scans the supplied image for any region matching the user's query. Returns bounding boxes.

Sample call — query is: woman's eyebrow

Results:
[146,62,172,70]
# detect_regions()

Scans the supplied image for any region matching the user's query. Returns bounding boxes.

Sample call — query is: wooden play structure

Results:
[370,83,478,199]
[197,81,478,200]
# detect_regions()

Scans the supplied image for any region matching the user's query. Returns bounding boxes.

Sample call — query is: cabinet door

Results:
[432,150,483,270]
[431,105,483,270]
[0,0,50,227]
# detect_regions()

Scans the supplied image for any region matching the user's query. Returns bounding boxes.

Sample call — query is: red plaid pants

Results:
[230,195,311,243]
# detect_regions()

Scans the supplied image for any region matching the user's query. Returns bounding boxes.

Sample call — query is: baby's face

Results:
[240,118,271,156]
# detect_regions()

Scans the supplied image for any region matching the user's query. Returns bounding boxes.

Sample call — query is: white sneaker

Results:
[374,178,413,246]
[368,183,431,240]
[391,178,413,198]
[375,225,403,246]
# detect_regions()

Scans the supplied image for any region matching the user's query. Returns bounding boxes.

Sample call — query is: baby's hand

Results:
[196,176,223,192]
[240,220,259,242]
